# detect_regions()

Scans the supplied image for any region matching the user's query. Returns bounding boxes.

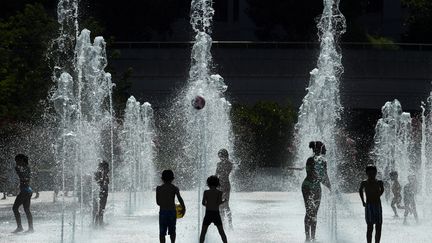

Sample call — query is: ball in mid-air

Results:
[191,95,206,110]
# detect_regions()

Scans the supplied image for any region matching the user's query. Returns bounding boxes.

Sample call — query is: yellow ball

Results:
[176,204,184,219]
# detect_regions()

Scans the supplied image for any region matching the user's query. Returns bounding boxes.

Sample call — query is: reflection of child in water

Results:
[389,171,404,217]
[359,165,384,243]
[403,175,418,224]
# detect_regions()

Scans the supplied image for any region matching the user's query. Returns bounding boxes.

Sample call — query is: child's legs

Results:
[169,233,176,243]
[23,192,33,229]
[366,224,373,243]
[216,225,228,243]
[375,223,382,243]
[200,224,209,243]
[412,200,418,220]
[12,192,25,228]
[391,198,398,215]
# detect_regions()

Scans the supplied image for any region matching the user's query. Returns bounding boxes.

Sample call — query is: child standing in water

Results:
[94,161,110,227]
[12,154,34,233]
[403,175,418,224]
[200,176,228,243]
[215,149,233,229]
[359,165,384,243]
[389,171,404,217]
[302,141,331,242]
[156,170,186,243]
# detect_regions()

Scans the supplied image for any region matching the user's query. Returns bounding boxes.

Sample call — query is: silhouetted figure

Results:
[200,176,228,243]
[403,175,418,224]
[359,165,384,243]
[12,154,34,233]
[301,141,331,242]
[156,170,186,243]
[93,161,109,227]
[389,171,404,217]
[215,149,233,228]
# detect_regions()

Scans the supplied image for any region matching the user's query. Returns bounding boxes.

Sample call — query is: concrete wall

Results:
[110,45,432,111]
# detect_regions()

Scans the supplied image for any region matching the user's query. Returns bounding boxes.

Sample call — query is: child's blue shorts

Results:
[365,203,382,224]
[159,210,176,236]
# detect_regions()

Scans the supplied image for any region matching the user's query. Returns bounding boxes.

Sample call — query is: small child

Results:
[12,154,34,233]
[389,171,404,217]
[200,176,228,243]
[156,170,186,243]
[359,165,384,243]
[403,175,418,224]
[94,161,110,227]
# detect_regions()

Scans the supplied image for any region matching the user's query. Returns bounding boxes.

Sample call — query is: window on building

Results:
[366,0,384,13]
[214,0,229,22]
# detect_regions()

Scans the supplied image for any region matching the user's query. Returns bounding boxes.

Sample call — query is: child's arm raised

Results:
[359,181,366,207]
[176,188,186,216]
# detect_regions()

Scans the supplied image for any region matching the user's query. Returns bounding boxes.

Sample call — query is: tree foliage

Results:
[0,3,57,123]
[232,101,296,168]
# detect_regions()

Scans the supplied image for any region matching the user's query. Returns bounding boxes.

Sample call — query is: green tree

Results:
[232,101,297,168]
[0,3,57,123]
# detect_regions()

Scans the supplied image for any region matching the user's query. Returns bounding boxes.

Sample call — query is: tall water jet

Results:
[50,0,115,241]
[120,96,156,214]
[420,94,432,201]
[373,100,413,186]
[171,0,233,236]
[294,0,346,240]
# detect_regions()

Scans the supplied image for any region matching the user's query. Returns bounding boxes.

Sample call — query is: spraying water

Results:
[420,93,432,202]
[50,0,115,241]
[373,100,413,186]
[170,0,233,238]
[120,96,156,214]
[294,0,346,240]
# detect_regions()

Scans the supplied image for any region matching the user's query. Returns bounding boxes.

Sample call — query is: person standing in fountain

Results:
[200,176,228,243]
[359,165,384,243]
[389,171,404,217]
[156,170,186,243]
[94,161,110,227]
[403,175,418,224]
[215,149,233,228]
[301,141,331,242]
[12,154,34,233]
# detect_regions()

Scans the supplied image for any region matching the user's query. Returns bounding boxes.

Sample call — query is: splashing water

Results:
[169,0,234,238]
[50,0,115,241]
[420,93,432,202]
[373,100,413,186]
[294,0,346,240]
[120,96,156,213]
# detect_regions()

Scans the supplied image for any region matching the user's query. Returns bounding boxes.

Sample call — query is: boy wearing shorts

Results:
[156,170,186,243]
[359,165,384,243]
[199,175,228,243]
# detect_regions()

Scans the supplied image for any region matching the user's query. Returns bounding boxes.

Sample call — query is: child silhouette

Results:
[359,165,384,243]
[156,170,186,243]
[199,175,228,243]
